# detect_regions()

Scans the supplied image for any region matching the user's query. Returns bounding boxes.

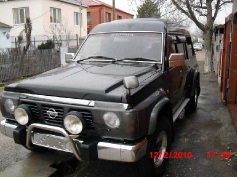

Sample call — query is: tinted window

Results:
[177,43,184,53]
[186,43,194,59]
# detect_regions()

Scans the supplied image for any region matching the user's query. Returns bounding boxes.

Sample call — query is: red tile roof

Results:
[81,0,109,6]
[80,0,133,16]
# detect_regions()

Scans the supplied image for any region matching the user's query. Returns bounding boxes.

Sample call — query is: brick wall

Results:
[87,5,133,33]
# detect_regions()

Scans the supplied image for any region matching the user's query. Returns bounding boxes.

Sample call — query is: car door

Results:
[167,41,185,106]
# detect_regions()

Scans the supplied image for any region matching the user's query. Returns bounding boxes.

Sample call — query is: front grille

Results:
[21,102,40,119]
[42,105,64,126]
[69,109,94,130]
[20,101,95,130]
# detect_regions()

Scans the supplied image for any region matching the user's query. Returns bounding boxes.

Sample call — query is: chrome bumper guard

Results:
[0,120,18,138]
[0,120,148,162]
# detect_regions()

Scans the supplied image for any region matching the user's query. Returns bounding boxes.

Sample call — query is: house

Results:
[81,0,134,33]
[212,24,224,84]
[0,0,88,48]
[0,22,12,49]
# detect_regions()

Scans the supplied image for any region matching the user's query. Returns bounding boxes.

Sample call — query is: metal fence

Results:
[0,49,60,82]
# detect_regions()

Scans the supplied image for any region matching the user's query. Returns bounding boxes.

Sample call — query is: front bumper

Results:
[0,120,147,162]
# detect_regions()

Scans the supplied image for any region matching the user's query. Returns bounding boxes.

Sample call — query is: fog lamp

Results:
[64,112,84,134]
[14,107,29,125]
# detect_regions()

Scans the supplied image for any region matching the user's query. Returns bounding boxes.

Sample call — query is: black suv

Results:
[0,19,200,176]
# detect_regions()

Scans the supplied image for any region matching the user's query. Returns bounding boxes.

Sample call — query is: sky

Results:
[99,0,233,25]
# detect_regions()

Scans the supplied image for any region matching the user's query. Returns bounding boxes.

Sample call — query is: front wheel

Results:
[138,117,173,177]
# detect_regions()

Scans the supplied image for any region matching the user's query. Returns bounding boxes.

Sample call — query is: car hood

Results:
[5,62,158,103]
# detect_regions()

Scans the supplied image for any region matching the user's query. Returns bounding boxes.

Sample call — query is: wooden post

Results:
[76,34,79,48]
[112,0,115,20]
[34,37,36,49]
[15,38,17,49]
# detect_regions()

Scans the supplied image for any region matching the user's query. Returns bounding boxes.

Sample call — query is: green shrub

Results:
[38,40,55,49]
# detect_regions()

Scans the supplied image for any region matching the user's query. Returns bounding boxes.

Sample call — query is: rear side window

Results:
[185,43,194,59]
[176,43,184,53]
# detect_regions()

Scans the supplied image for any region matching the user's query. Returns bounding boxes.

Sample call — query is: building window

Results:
[13,7,29,24]
[87,12,91,24]
[50,7,61,23]
[74,12,82,26]
[117,15,122,20]
[106,12,111,22]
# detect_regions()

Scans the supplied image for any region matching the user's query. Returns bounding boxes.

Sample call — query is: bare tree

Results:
[16,18,32,51]
[129,0,190,27]
[170,0,232,72]
[47,22,72,49]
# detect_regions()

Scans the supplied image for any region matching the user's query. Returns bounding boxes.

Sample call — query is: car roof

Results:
[90,18,167,34]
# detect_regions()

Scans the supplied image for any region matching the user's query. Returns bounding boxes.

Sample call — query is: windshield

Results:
[75,32,163,63]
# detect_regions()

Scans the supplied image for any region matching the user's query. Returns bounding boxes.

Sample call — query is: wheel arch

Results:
[186,70,200,98]
[148,97,173,135]
[191,71,200,97]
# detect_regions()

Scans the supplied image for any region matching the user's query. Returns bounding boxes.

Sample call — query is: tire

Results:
[137,117,173,177]
[187,80,199,112]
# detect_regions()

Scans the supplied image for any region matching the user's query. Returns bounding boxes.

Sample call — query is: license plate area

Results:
[32,133,73,153]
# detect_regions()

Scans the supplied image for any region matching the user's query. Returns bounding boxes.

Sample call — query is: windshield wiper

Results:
[78,56,117,62]
[115,57,158,63]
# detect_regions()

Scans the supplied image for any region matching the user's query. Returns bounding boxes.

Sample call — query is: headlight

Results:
[14,107,29,125]
[103,112,120,128]
[4,99,16,113]
[64,112,84,134]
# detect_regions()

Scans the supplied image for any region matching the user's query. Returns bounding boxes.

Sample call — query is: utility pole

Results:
[112,0,115,20]
[79,0,82,44]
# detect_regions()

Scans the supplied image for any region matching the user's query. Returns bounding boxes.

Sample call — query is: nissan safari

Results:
[0,19,200,176]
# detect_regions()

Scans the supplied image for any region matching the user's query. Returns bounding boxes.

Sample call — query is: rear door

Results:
[167,39,185,106]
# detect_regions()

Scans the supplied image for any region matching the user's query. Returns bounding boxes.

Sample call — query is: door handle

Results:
[180,70,183,74]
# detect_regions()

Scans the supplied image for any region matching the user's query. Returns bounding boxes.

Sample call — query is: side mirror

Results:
[65,53,75,63]
[169,53,185,68]
[123,76,139,90]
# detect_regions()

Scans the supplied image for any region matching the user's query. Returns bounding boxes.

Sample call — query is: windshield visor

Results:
[76,32,163,63]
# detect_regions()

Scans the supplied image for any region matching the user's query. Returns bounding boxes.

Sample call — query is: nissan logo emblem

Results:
[46,108,58,119]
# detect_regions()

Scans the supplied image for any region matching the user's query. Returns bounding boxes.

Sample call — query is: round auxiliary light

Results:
[64,112,84,134]
[103,112,120,128]
[14,107,29,125]
[4,99,15,113]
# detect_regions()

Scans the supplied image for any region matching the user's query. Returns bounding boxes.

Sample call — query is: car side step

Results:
[173,98,190,122]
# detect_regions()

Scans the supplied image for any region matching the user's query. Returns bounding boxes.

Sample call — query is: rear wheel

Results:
[138,117,172,177]
[187,80,199,112]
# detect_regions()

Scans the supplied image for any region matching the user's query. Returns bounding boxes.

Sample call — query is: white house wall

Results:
[0,0,87,47]
[42,0,87,38]
[0,0,43,37]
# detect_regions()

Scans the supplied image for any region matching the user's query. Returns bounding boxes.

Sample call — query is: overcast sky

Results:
[99,0,233,24]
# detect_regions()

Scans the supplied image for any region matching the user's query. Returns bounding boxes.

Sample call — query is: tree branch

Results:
[213,0,221,21]
[185,0,205,31]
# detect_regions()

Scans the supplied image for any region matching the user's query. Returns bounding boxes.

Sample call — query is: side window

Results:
[176,43,184,53]
[168,43,176,58]
[185,43,194,59]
